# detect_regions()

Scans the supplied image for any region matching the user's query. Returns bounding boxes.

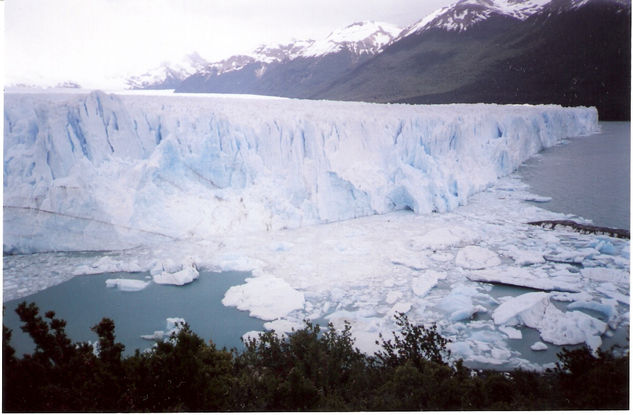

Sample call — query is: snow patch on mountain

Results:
[300,21,402,57]
[133,21,401,86]
[127,52,211,89]
[401,0,551,36]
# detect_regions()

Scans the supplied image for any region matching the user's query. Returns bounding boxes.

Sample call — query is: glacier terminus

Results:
[4,90,598,253]
[3,90,629,370]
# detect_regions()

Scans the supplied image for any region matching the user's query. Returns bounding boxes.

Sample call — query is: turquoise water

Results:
[4,270,264,357]
[518,122,630,230]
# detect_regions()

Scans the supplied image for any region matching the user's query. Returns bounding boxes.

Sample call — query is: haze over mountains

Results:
[129,0,629,120]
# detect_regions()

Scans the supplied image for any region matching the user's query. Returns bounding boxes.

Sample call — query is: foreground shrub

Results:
[555,346,629,409]
[3,301,629,411]
[231,321,370,410]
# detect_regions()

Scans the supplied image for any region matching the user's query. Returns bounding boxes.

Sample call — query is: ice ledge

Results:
[4,91,599,253]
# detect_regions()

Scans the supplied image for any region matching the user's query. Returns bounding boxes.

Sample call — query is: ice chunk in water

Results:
[222,273,305,320]
[105,278,150,292]
[499,326,523,340]
[469,267,579,292]
[438,284,487,322]
[493,292,607,350]
[153,262,199,286]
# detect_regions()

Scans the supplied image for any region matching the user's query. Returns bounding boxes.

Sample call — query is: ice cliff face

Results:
[3,91,598,253]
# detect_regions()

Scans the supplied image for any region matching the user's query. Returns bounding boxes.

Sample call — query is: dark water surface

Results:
[518,122,630,230]
[4,270,264,357]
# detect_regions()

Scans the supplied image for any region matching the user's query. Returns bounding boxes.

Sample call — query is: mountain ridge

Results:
[128,21,401,90]
[130,0,629,120]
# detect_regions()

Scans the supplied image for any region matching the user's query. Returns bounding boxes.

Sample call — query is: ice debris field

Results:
[3,90,629,370]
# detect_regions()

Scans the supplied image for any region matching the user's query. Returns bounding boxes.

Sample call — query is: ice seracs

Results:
[3,91,598,254]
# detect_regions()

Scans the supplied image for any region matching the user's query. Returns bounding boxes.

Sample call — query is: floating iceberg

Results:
[152,261,199,286]
[222,273,305,320]
[105,278,150,292]
[468,267,580,292]
[499,326,523,340]
[530,341,548,351]
[4,90,598,253]
[438,284,487,322]
[493,292,607,350]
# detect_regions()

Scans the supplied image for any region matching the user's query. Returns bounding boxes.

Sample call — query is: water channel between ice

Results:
[4,270,264,356]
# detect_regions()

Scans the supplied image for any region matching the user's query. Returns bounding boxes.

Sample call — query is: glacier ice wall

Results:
[4,91,598,253]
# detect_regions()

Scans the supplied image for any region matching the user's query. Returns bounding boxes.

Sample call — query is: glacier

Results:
[4,90,598,254]
[4,90,628,371]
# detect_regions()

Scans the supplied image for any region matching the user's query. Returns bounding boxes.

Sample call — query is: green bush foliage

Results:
[3,301,629,411]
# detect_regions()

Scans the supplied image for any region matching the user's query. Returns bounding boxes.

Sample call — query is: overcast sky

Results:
[4,0,454,88]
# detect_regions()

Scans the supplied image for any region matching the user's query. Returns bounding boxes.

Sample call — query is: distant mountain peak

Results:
[400,0,551,36]
[400,0,627,38]
[192,21,401,77]
[126,52,211,89]
[301,21,402,57]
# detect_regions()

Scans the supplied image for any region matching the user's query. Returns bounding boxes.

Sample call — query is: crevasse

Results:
[3,90,598,253]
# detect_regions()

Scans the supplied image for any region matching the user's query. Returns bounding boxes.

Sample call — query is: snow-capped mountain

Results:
[207,21,401,72]
[126,52,211,90]
[313,0,629,120]
[299,21,402,57]
[130,0,628,120]
[129,21,400,90]
[175,21,402,94]
[399,0,551,37]
[399,0,627,37]
[197,41,317,78]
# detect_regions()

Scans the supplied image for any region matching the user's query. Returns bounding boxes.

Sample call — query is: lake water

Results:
[4,270,264,356]
[518,122,630,230]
